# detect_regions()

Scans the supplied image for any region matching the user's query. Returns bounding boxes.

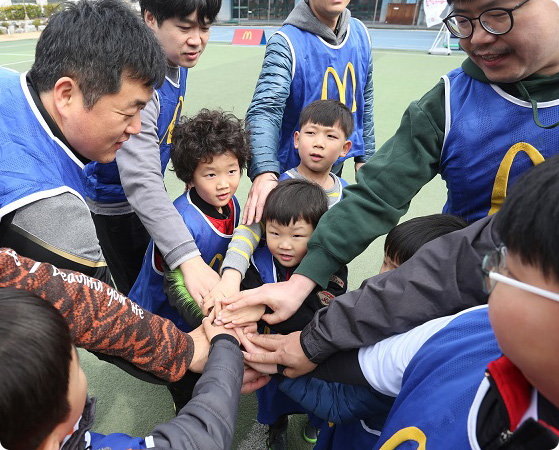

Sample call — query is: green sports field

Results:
[0,37,466,449]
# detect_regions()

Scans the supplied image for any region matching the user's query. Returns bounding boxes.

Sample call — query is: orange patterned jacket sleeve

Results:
[0,247,192,382]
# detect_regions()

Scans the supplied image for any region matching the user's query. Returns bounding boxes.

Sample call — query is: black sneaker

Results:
[267,415,289,450]
[303,420,319,444]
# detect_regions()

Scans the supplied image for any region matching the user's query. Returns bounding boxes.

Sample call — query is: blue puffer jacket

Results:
[279,375,393,430]
[246,27,375,179]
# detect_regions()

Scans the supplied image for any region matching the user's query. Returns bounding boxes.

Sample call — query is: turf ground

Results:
[0,32,466,449]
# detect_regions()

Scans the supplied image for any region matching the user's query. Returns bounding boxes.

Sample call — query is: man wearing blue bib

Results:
[84,0,222,296]
[0,0,163,285]
[242,0,375,225]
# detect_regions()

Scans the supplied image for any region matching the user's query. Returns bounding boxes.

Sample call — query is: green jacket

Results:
[297,58,559,287]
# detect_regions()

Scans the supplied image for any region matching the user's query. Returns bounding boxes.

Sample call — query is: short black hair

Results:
[299,99,355,139]
[140,0,222,25]
[170,109,250,185]
[0,288,73,450]
[263,179,328,229]
[495,156,559,282]
[385,213,468,265]
[30,0,166,109]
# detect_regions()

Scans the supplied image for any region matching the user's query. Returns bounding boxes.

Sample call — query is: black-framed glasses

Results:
[482,246,559,302]
[443,0,531,38]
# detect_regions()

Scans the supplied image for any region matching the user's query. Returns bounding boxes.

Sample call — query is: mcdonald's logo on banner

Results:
[489,142,545,215]
[232,28,266,45]
[321,62,357,113]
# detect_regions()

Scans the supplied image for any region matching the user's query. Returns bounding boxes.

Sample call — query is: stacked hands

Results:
[186,267,317,393]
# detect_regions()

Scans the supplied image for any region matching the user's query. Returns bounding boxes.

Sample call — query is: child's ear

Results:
[340,140,352,158]
[293,131,300,149]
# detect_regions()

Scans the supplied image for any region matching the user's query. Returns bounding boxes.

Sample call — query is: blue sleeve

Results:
[90,432,148,450]
[355,51,375,163]
[278,171,290,181]
[246,33,293,180]
[278,376,393,429]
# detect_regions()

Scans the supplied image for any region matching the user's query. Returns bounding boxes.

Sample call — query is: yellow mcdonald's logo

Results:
[378,426,426,450]
[242,30,252,40]
[321,62,357,113]
[489,142,545,215]
[209,253,224,272]
[160,95,184,146]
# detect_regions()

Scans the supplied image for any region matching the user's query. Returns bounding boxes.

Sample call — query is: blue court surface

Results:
[209,25,456,52]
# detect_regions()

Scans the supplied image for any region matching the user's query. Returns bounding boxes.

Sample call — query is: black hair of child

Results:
[170,109,251,185]
[0,288,73,450]
[140,0,222,25]
[30,0,165,109]
[385,213,468,265]
[262,179,328,230]
[299,99,355,140]
[495,155,559,281]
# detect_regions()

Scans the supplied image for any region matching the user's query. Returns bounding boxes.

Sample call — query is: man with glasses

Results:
[223,0,559,375]
[246,155,559,450]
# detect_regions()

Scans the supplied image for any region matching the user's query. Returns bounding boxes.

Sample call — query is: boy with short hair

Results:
[129,109,250,332]
[84,0,223,296]
[218,179,348,449]
[280,99,354,208]
[0,288,243,450]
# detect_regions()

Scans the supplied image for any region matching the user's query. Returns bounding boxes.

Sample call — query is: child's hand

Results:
[201,269,242,315]
[236,329,279,375]
[202,309,240,345]
[216,304,266,328]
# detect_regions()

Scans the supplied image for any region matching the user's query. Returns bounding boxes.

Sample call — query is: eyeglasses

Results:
[482,246,559,303]
[443,0,531,39]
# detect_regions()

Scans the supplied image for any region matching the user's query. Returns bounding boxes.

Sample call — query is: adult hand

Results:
[243,331,317,378]
[180,256,221,307]
[187,324,210,374]
[201,309,240,344]
[242,172,278,225]
[201,269,242,315]
[236,329,278,375]
[355,161,365,173]
[241,367,271,394]
[221,274,315,325]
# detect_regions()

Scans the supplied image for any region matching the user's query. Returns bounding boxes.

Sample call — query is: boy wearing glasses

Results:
[225,0,559,340]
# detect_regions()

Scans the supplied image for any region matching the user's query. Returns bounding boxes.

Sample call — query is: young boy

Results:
[273,213,468,450]
[129,109,249,332]
[273,159,559,449]
[0,287,243,450]
[84,0,223,296]
[218,179,348,449]
[206,100,355,310]
[279,99,353,208]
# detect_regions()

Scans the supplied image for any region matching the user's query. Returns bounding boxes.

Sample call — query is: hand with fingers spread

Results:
[242,172,278,225]
[201,269,242,316]
[242,331,317,378]
[221,274,316,325]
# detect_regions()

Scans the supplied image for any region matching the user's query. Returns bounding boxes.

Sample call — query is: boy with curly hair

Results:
[129,109,249,332]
